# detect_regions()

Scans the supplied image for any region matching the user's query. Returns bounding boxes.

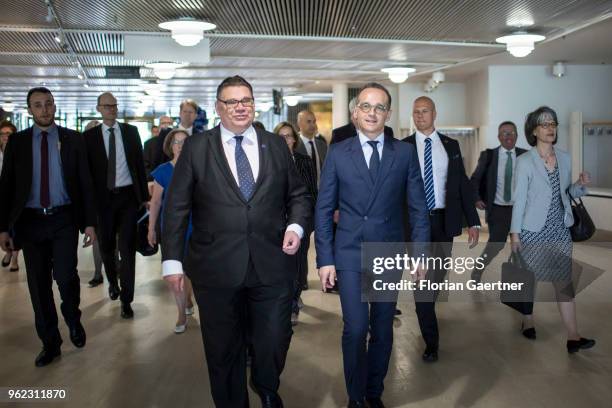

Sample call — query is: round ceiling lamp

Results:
[495,32,546,58]
[381,67,416,84]
[285,95,300,107]
[159,18,216,47]
[145,62,187,80]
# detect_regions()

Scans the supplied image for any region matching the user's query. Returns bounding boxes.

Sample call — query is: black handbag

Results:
[136,208,158,257]
[500,252,534,315]
[569,194,595,242]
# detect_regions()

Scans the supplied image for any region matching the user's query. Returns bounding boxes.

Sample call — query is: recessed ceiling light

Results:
[159,18,216,47]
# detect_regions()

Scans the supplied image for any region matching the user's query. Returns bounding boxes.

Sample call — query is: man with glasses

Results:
[162,76,310,408]
[403,96,480,363]
[83,92,148,319]
[331,97,395,145]
[316,83,429,408]
[470,121,527,283]
[0,87,96,366]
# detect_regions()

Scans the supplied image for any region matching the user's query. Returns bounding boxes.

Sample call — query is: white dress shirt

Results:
[162,123,303,277]
[415,130,448,209]
[102,122,133,187]
[358,131,384,166]
[494,147,517,206]
[0,149,4,173]
[178,124,193,136]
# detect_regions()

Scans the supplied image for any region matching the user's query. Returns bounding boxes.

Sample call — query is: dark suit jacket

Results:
[161,125,312,288]
[330,123,394,145]
[470,146,527,222]
[143,137,158,181]
[315,135,430,271]
[82,123,149,208]
[403,133,480,237]
[295,135,328,171]
[150,127,173,172]
[0,126,96,232]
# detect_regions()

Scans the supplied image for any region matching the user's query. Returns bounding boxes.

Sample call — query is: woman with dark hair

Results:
[0,120,20,271]
[510,106,594,353]
[274,121,316,325]
[147,129,194,333]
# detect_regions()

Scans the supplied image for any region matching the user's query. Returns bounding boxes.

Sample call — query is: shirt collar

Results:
[178,124,193,135]
[416,129,438,144]
[33,123,57,137]
[358,131,384,147]
[300,133,316,143]
[501,146,516,154]
[220,123,256,145]
[102,122,119,134]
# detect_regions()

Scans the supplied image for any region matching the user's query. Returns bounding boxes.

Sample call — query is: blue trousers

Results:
[338,270,396,400]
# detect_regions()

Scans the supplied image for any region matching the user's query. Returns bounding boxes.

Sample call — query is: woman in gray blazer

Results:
[510,106,594,354]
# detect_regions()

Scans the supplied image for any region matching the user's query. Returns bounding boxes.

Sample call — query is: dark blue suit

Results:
[315,135,430,400]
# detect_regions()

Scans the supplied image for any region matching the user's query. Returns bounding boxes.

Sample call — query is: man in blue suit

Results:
[315,83,430,408]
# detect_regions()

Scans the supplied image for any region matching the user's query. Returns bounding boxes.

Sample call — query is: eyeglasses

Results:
[500,131,517,137]
[357,103,388,114]
[538,122,558,129]
[171,140,185,145]
[217,97,255,108]
[98,104,118,109]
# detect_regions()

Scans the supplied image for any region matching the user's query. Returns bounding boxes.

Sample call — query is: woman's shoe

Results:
[185,307,194,316]
[174,323,187,334]
[521,323,536,340]
[2,254,11,267]
[9,266,19,272]
[567,337,595,353]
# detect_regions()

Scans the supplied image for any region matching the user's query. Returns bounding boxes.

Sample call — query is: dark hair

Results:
[273,121,301,149]
[27,87,53,107]
[163,129,189,159]
[151,125,159,130]
[0,120,17,134]
[216,76,253,100]
[356,82,392,107]
[252,121,266,131]
[498,121,518,135]
[524,106,558,146]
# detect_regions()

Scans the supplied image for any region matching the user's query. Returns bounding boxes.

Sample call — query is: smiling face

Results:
[353,87,390,139]
[498,123,518,150]
[215,85,255,134]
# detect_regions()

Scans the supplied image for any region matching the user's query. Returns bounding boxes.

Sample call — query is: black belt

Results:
[108,185,133,194]
[493,204,513,208]
[428,209,445,216]
[24,204,71,216]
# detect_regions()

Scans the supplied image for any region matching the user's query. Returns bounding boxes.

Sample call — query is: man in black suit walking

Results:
[162,76,311,408]
[470,121,527,282]
[403,96,480,363]
[0,87,96,367]
[83,92,149,319]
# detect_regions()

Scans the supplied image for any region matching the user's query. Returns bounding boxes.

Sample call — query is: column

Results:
[332,82,348,130]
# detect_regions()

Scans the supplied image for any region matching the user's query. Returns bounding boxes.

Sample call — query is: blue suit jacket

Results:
[315,135,430,271]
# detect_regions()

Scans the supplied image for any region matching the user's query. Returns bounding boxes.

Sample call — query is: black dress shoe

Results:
[69,322,86,348]
[108,283,120,300]
[394,309,402,316]
[1,254,11,267]
[35,347,61,367]
[121,303,134,319]
[88,276,103,287]
[261,395,283,408]
[366,397,386,408]
[521,323,536,340]
[301,282,309,290]
[422,347,438,362]
[348,400,366,408]
[567,337,596,353]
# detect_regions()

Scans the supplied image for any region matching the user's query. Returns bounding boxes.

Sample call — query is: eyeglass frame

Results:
[216,97,255,109]
[538,122,558,129]
[356,102,389,115]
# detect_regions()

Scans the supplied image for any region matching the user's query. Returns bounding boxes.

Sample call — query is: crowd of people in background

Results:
[0,76,595,408]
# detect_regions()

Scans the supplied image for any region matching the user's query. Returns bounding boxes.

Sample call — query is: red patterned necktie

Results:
[40,130,50,208]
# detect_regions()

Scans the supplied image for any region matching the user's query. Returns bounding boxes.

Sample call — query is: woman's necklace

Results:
[539,149,555,166]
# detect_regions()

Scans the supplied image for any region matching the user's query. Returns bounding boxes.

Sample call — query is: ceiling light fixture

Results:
[2,101,15,112]
[495,32,546,58]
[552,61,566,78]
[285,95,300,107]
[381,67,416,84]
[145,62,187,80]
[159,18,217,47]
[432,71,445,84]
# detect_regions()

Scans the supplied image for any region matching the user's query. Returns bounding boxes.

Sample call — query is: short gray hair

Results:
[348,97,358,114]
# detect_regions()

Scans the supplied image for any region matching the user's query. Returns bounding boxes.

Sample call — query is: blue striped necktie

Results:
[234,136,255,200]
[424,138,436,210]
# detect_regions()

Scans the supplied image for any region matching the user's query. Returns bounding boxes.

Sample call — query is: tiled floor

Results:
[1,230,611,407]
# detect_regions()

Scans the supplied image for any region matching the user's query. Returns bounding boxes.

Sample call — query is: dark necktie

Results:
[40,131,50,208]
[308,140,318,180]
[107,127,116,190]
[504,151,513,202]
[234,136,255,200]
[367,140,380,183]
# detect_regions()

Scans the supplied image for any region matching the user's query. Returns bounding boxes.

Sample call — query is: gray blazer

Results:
[510,147,587,234]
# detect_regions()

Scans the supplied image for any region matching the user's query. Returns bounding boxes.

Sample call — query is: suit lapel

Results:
[349,136,374,190]
[249,129,267,200]
[366,135,395,212]
[23,128,34,198]
[530,148,551,185]
[209,126,246,203]
[58,126,69,172]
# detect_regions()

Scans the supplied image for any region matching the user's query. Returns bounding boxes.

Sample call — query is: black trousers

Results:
[292,232,310,313]
[480,204,513,268]
[14,208,80,349]
[193,260,293,408]
[414,213,453,350]
[97,187,139,304]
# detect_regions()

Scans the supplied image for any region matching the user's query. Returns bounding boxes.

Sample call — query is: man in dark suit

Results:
[83,92,149,319]
[296,110,328,182]
[150,100,198,171]
[331,97,394,145]
[470,121,527,282]
[403,96,480,363]
[0,87,96,367]
[316,83,430,408]
[161,76,310,408]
